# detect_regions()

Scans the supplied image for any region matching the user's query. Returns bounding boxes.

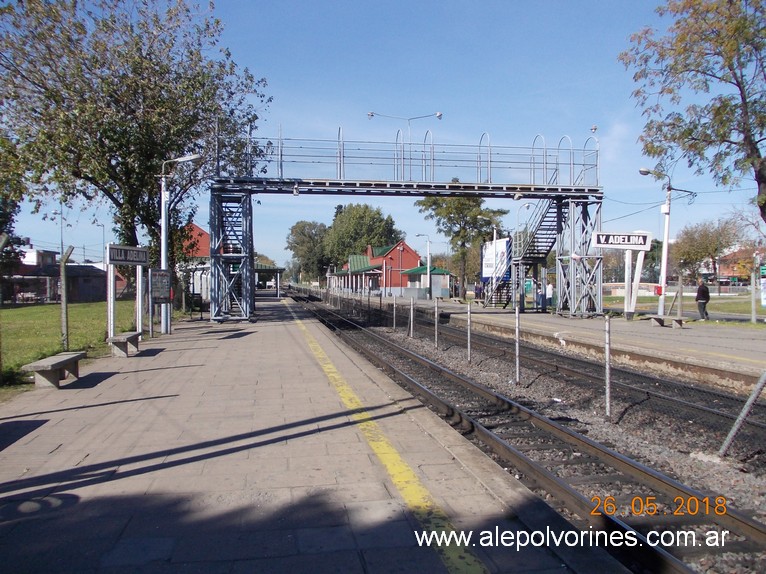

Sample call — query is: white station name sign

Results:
[594,233,652,251]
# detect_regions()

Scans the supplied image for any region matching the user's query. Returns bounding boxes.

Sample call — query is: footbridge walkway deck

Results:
[209,131,603,322]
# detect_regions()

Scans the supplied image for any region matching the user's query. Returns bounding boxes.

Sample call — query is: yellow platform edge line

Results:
[286,303,487,574]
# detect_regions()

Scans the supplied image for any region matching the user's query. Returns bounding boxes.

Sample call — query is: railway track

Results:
[294,293,766,574]
[420,315,766,435]
[326,289,765,455]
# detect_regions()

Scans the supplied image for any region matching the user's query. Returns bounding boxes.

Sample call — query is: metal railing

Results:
[247,131,599,187]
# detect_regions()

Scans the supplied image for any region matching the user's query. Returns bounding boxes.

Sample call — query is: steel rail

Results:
[296,296,766,571]
[300,299,693,573]
[426,318,766,431]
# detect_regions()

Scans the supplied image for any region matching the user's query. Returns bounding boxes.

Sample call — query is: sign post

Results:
[594,232,652,319]
[106,244,149,340]
[150,269,172,335]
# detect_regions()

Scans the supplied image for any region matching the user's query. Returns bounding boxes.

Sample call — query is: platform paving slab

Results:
[0,300,629,573]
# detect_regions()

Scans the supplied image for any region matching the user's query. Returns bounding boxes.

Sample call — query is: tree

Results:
[671,217,741,278]
[286,221,330,281]
[619,0,766,224]
[601,250,626,284]
[0,197,24,303]
[730,198,766,245]
[0,0,269,260]
[0,197,22,271]
[284,259,301,284]
[643,239,664,282]
[322,204,404,265]
[0,135,24,288]
[415,192,508,298]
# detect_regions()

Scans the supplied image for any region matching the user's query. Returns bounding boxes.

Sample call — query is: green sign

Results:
[760,265,766,278]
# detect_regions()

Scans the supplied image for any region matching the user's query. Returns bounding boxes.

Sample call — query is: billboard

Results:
[481,237,511,281]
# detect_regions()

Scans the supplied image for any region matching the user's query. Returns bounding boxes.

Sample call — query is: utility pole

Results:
[60,246,74,351]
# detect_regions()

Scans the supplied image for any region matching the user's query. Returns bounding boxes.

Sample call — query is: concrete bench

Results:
[108,331,141,358]
[647,315,686,329]
[22,351,87,388]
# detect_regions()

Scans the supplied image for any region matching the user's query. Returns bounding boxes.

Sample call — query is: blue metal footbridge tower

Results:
[209,129,602,320]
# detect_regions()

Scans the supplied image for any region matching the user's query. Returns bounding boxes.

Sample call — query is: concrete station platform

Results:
[0,299,628,573]
[396,297,766,389]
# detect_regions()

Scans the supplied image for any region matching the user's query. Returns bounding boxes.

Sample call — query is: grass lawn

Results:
[0,300,139,396]
[604,294,766,321]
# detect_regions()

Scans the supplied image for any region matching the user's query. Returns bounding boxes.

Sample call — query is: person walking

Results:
[695,277,710,321]
[546,281,554,309]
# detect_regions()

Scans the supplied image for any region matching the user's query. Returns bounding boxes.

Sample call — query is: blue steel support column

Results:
[209,189,254,321]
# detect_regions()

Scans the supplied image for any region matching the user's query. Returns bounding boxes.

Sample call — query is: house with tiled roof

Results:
[329,240,422,296]
[183,223,286,310]
[183,223,212,307]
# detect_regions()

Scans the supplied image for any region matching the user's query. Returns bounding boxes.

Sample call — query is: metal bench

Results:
[22,351,87,388]
[647,315,686,329]
[107,331,141,358]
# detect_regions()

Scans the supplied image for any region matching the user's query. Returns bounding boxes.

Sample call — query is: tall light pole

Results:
[639,168,696,317]
[95,222,106,261]
[515,203,533,310]
[367,111,442,180]
[515,202,533,254]
[160,153,202,334]
[416,233,431,300]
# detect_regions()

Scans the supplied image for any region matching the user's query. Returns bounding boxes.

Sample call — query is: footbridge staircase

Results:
[209,129,602,320]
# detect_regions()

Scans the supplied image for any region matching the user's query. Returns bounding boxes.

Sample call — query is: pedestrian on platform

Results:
[535,281,543,310]
[546,281,554,308]
[695,277,710,321]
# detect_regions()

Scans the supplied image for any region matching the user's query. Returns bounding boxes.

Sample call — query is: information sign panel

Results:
[150,269,172,304]
[481,238,511,281]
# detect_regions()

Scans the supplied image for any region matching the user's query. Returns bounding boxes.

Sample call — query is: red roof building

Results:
[184,223,210,258]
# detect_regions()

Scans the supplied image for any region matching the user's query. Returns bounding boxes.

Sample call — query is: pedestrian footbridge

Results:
[208,130,603,321]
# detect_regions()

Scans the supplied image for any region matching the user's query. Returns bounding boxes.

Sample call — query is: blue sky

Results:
[15,0,758,266]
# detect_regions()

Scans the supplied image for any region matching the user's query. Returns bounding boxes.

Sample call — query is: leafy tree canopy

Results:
[0,197,22,276]
[0,0,269,260]
[619,0,766,224]
[671,217,741,277]
[415,193,507,298]
[322,204,404,265]
[285,220,330,281]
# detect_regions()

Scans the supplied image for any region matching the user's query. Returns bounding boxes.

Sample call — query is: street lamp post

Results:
[95,222,106,261]
[515,202,533,310]
[160,153,202,334]
[639,168,696,317]
[367,111,442,180]
[515,202,533,255]
[416,233,431,300]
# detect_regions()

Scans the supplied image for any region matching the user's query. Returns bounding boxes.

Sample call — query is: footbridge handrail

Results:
[245,130,599,187]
